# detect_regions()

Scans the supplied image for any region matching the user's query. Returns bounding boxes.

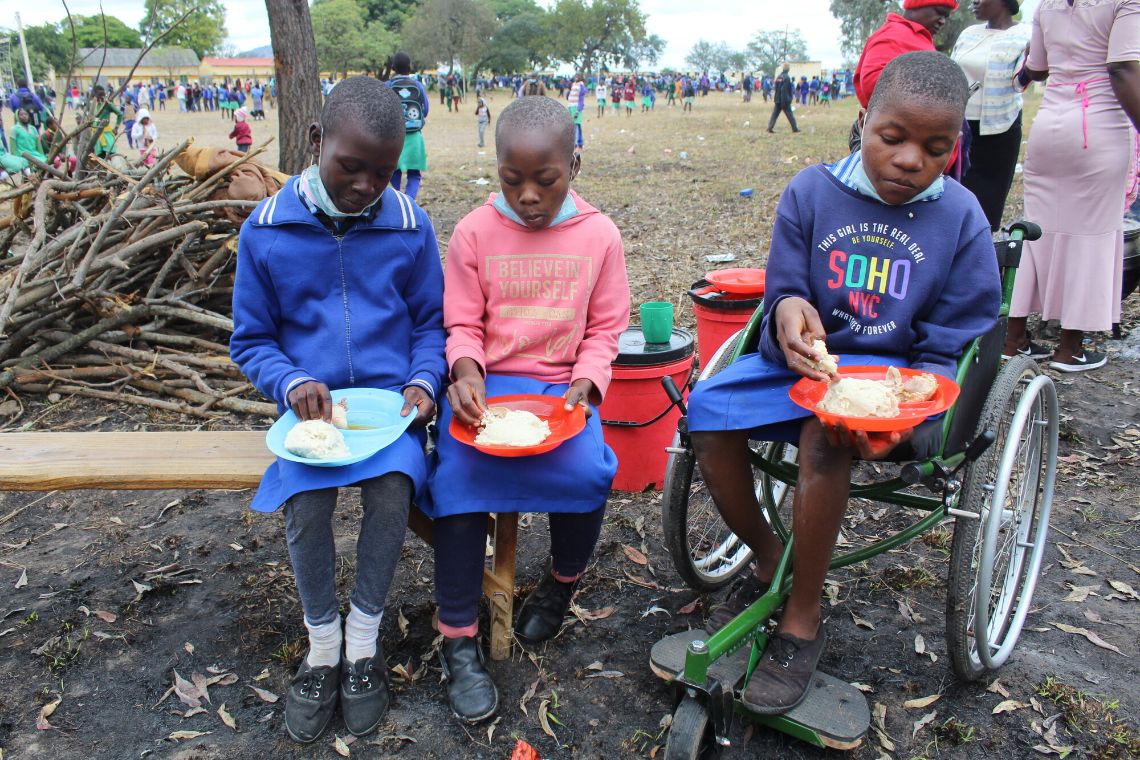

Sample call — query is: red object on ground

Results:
[788,366,960,433]
[600,329,695,491]
[510,739,542,760]
[689,279,764,364]
[449,394,586,457]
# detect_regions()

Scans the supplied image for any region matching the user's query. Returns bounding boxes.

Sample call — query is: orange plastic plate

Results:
[788,366,960,433]
[450,394,587,457]
[704,267,766,294]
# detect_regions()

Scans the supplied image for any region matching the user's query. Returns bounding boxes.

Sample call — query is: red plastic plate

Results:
[450,394,587,457]
[788,366,960,432]
[704,268,766,295]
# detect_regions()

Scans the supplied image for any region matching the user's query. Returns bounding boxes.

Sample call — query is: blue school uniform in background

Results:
[688,153,1000,444]
[231,178,446,512]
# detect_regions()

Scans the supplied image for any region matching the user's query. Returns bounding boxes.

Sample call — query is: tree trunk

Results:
[264,0,322,175]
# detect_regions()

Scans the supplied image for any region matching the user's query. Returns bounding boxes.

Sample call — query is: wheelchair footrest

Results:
[650,629,870,751]
[749,671,870,750]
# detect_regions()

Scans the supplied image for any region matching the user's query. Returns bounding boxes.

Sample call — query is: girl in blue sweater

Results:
[687,52,1000,715]
[231,77,446,744]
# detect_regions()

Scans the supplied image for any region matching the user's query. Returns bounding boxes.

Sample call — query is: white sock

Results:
[304,615,342,668]
[344,603,383,663]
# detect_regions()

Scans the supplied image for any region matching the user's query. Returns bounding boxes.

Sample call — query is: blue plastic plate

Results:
[265,388,415,467]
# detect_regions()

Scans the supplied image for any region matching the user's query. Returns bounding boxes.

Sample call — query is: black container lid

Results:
[615,327,695,366]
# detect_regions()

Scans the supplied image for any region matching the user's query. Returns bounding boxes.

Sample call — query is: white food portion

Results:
[899,373,939,403]
[330,398,349,429]
[284,419,351,459]
[818,378,901,418]
[475,409,551,447]
[806,339,839,375]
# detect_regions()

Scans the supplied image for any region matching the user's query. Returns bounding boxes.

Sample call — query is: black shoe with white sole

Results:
[1049,351,1107,373]
[1002,340,1053,360]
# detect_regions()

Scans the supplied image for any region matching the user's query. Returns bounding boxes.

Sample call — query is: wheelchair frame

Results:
[654,222,1059,754]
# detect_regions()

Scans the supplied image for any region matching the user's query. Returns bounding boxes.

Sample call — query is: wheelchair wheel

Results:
[945,355,1058,681]
[663,696,719,760]
[662,332,754,591]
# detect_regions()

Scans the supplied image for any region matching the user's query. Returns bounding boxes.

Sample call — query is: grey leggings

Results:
[283,473,412,626]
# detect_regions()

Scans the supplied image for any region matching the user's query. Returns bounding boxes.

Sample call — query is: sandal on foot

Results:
[740,624,827,715]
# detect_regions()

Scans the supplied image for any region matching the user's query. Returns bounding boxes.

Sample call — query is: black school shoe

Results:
[340,649,391,737]
[515,572,577,645]
[740,624,828,715]
[706,573,772,633]
[439,636,499,723]
[284,656,339,743]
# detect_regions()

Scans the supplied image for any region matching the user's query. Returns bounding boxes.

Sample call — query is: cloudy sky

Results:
[12,0,1042,69]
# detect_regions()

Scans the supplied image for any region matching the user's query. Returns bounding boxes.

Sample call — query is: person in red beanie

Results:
[854,0,959,109]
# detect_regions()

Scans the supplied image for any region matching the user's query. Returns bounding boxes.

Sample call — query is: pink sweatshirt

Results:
[444,191,630,401]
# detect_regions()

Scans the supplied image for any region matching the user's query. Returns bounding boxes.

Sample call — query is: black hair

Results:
[495,95,575,159]
[16,78,27,88]
[392,51,412,76]
[319,75,405,143]
[1001,0,1019,15]
[867,51,969,122]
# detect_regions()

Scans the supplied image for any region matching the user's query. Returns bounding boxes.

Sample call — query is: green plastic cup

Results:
[640,301,674,343]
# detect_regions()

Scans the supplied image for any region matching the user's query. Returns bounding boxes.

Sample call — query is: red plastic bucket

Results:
[600,328,695,492]
[689,279,763,365]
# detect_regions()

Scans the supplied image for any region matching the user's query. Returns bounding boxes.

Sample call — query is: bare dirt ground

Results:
[0,91,1138,760]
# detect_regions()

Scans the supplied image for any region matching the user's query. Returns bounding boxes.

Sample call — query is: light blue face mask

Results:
[848,150,943,205]
[300,163,381,219]
[492,191,579,228]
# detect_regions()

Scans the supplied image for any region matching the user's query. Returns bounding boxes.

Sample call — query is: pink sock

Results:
[551,569,582,584]
[439,621,479,638]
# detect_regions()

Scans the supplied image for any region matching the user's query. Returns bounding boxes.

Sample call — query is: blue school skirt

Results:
[687,352,938,450]
[423,374,617,517]
[248,429,428,513]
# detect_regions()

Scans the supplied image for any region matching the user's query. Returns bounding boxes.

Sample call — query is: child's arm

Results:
[443,225,490,424]
[230,224,325,415]
[568,229,631,407]
[910,227,1001,377]
[400,212,448,424]
[228,125,238,140]
[758,190,823,369]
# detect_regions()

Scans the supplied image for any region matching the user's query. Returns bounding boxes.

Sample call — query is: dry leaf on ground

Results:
[622,544,648,565]
[1107,580,1139,601]
[167,730,211,741]
[1062,584,1099,603]
[217,703,236,731]
[14,569,26,589]
[1051,622,1126,655]
[333,734,351,756]
[851,612,875,630]
[538,699,557,739]
[248,685,279,703]
[987,679,1011,698]
[912,710,937,739]
[903,694,940,709]
[36,697,61,730]
[993,699,1028,714]
[173,670,202,708]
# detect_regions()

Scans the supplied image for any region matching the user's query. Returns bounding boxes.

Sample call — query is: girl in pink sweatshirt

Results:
[425,96,630,723]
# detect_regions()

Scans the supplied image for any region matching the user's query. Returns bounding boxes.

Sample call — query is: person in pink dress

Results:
[424,95,629,724]
[1005,0,1140,372]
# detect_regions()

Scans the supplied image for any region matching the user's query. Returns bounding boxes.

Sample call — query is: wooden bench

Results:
[0,432,519,660]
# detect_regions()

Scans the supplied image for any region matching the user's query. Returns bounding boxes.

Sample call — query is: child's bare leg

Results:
[692,429,784,581]
[778,417,851,639]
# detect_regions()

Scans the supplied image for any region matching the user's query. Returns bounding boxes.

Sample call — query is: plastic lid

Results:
[688,279,764,308]
[615,327,695,365]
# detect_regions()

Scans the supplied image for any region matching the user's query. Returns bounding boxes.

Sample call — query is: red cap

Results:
[903,0,959,9]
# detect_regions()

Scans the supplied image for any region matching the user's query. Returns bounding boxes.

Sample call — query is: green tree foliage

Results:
[830,0,897,60]
[686,40,730,73]
[12,23,71,78]
[310,0,399,75]
[139,0,227,58]
[545,0,657,74]
[472,10,550,75]
[73,15,144,48]
[363,0,421,30]
[934,3,980,53]
[747,28,810,77]
[488,0,542,21]
[400,0,498,73]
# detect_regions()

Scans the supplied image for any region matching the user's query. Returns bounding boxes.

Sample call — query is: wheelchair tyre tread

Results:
[664,696,717,760]
[945,355,1040,681]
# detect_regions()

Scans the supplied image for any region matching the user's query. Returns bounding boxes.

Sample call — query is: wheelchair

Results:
[649,222,1059,756]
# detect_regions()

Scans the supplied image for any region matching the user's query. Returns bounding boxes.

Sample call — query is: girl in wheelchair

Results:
[686,52,1001,715]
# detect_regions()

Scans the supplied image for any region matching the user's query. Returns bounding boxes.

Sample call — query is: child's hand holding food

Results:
[563,378,594,417]
[448,358,487,426]
[287,380,333,422]
[774,297,832,381]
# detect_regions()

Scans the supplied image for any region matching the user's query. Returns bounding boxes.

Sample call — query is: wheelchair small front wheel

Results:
[663,696,719,760]
[945,355,1058,681]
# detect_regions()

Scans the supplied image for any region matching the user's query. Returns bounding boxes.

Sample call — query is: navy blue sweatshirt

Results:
[231,179,447,409]
[759,165,1000,378]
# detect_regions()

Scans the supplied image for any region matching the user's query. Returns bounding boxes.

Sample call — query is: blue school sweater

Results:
[231,178,446,410]
[758,165,1000,378]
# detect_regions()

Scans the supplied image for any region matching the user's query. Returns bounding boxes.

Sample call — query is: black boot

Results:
[515,571,577,645]
[439,636,498,723]
[340,647,390,737]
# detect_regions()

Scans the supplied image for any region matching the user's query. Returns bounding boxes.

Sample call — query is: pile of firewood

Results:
[0,139,282,420]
